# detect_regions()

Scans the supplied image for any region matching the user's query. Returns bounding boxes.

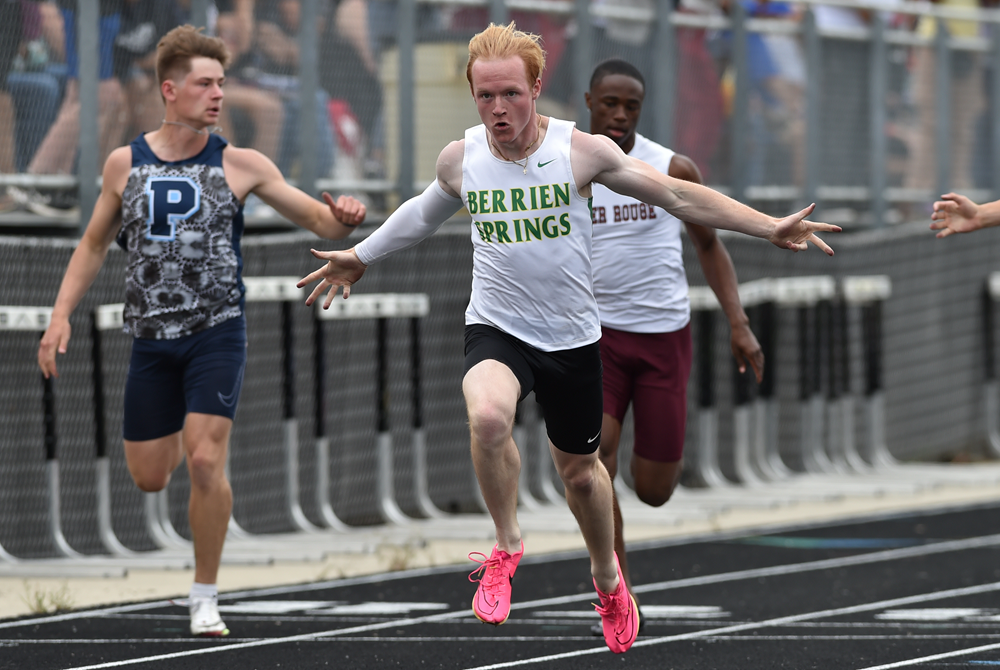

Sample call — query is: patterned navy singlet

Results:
[119,133,245,339]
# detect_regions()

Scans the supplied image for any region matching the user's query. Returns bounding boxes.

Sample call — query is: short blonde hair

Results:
[466,22,546,90]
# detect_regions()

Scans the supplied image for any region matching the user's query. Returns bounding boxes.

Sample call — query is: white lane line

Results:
[12,633,1000,646]
[59,608,474,670]
[463,581,1000,670]
[854,642,1000,669]
[33,533,1000,668]
[629,533,1000,598]
[9,530,1000,633]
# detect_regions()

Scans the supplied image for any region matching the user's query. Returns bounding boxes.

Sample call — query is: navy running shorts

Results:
[122,315,247,442]
[464,323,603,455]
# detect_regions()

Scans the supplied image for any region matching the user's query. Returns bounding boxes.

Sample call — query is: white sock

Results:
[189,582,218,601]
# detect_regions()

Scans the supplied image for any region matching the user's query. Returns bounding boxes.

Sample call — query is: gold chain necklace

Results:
[491,115,542,175]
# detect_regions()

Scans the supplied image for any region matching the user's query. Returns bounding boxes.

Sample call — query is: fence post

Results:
[984,274,1000,457]
[731,1,749,202]
[993,25,1000,200]
[803,8,821,212]
[490,0,508,25]
[76,0,99,227]
[298,0,319,196]
[397,0,416,201]
[574,0,594,128]
[653,0,677,149]
[869,12,888,227]
[189,0,209,29]
[935,18,952,198]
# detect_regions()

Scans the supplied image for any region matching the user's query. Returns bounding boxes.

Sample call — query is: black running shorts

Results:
[464,323,603,455]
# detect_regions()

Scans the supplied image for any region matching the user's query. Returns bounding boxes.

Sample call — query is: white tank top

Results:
[591,134,690,333]
[462,118,600,352]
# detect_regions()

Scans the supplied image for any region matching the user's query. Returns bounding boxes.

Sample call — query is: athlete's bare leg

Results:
[124,431,185,493]
[550,440,618,594]
[124,413,233,585]
[182,413,233,585]
[463,360,522,554]
[598,412,682,598]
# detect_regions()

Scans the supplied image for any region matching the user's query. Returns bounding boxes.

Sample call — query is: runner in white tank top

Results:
[585,59,765,632]
[463,117,599,351]
[299,24,837,656]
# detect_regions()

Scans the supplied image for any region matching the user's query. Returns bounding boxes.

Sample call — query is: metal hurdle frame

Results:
[315,292,437,524]
[841,276,894,470]
[92,303,192,551]
[0,305,82,558]
[777,276,839,474]
[243,277,321,533]
[848,275,896,468]
[90,305,134,556]
[534,399,565,505]
[687,288,730,488]
[984,273,1000,458]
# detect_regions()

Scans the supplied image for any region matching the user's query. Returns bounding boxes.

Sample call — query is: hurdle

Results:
[687,288,729,488]
[984,273,1000,458]
[1,305,82,558]
[843,276,894,469]
[851,275,896,469]
[533,399,565,504]
[828,283,870,473]
[744,280,791,481]
[311,302,349,530]
[90,304,134,556]
[243,276,321,533]
[777,276,838,474]
[515,405,545,511]
[93,302,191,550]
[315,292,436,524]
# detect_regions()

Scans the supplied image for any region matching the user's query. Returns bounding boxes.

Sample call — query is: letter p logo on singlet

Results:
[145,177,200,241]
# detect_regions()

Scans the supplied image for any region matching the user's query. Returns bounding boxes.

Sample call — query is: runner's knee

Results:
[467,401,514,448]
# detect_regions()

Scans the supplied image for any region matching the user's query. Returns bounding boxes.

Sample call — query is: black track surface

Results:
[5,502,1000,669]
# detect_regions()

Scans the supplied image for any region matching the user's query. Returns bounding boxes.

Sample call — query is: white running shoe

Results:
[189,595,230,637]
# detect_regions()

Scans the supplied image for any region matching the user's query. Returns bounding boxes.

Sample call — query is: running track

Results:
[4,502,1000,669]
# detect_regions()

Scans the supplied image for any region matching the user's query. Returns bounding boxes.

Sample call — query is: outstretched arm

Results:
[575,131,840,254]
[225,146,366,239]
[38,147,129,379]
[931,192,1000,237]
[673,155,764,382]
[298,143,465,306]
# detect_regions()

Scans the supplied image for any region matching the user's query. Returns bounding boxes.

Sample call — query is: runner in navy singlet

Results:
[37,25,365,638]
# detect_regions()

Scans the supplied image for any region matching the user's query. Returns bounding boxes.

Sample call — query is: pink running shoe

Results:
[468,541,524,625]
[593,553,639,653]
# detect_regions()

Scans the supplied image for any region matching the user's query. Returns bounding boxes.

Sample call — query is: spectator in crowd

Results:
[255,0,337,181]
[10,0,126,217]
[906,0,983,194]
[736,0,805,186]
[113,0,186,139]
[673,0,725,181]
[6,1,66,174]
[320,0,385,183]
[213,0,285,166]
[0,0,23,211]
[813,1,871,190]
